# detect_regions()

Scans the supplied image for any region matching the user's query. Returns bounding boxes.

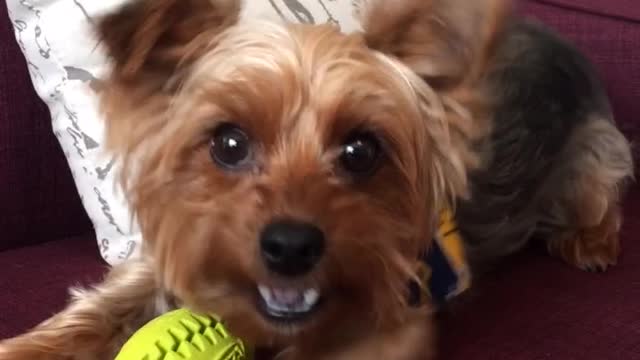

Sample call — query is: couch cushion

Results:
[439,190,640,359]
[0,3,93,251]
[534,0,640,22]
[0,234,106,339]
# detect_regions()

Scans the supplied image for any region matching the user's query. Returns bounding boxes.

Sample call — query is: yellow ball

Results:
[115,309,249,360]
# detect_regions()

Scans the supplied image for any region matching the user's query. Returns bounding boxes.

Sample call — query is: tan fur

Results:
[0,0,508,359]
[547,205,622,271]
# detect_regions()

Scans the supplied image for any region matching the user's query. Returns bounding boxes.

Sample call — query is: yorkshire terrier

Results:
[0,0,633,359]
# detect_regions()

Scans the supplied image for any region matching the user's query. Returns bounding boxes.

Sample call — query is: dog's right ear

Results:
[98,0,240,86]
[96,0,240,177]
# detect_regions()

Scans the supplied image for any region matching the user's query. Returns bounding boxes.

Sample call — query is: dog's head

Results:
[97,0,507,348]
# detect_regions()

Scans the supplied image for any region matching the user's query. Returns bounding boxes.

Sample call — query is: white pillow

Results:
[5,0,360,265]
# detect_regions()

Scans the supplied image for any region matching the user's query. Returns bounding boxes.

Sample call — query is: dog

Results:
[0,0,632,359]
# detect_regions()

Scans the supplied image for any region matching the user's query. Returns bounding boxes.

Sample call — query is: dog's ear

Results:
[361,0,510,89]
[98,0,240,85]
[362,0,510,226]
[96,0,240,183]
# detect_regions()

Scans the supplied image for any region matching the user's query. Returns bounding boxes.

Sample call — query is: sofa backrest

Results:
[0,4,92,251]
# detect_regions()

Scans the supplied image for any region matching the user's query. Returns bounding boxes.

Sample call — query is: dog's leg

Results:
[0,260,164,360]
[542,119,633,271]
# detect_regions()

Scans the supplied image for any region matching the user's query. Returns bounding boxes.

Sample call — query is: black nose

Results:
[260,220,325,277]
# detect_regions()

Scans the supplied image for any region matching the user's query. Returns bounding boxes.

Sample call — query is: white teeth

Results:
[258,284,321,315]
[258,285,271,302]
[303,288,320,307]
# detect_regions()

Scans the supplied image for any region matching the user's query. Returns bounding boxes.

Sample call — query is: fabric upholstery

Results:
[534,0,640,22]
[0,234,105,339]
[0,2,93,252]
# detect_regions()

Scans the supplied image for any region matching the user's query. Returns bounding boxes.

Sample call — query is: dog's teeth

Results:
[258,285,272,302]
[258,285,321,315]
[303,288,319,306]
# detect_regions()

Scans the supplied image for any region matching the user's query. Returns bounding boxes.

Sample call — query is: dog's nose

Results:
[260,220,325,277]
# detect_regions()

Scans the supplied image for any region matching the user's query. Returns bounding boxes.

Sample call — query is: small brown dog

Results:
[0,0,632,359]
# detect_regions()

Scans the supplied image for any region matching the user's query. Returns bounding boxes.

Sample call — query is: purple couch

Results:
[0,0,106,341]
[0,0,638,358]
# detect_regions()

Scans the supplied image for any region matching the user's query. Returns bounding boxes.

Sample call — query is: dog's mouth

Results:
[257,284,322,322]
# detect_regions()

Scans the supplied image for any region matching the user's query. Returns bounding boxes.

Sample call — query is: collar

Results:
[408,209,471,307]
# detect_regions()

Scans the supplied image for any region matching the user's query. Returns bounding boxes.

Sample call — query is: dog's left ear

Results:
[361,0,510,89]
[362,0,511,223]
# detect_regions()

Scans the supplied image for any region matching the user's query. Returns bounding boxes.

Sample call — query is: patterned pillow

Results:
[5,0,360,265]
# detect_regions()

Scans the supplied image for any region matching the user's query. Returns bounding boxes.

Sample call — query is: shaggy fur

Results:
[0,0,632,359]
[456,20,633,272]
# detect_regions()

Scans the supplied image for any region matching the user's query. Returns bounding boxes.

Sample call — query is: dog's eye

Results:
[210,124,252,169]
[340,132,381,177]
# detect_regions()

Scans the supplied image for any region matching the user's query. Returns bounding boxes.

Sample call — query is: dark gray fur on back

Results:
[454,20,628,271]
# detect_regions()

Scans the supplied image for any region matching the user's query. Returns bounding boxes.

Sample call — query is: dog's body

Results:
[0,1,632,359]
[459,20,631,272]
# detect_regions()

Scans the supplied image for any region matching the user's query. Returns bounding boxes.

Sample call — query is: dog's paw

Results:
[547,228,620,272]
